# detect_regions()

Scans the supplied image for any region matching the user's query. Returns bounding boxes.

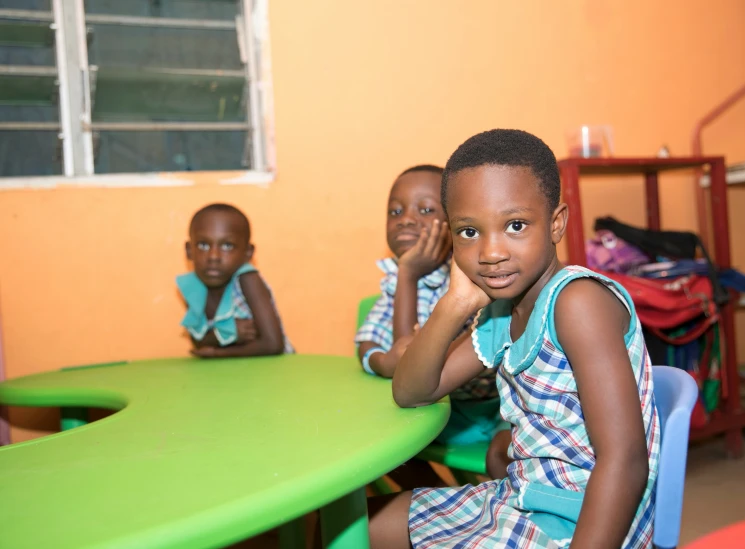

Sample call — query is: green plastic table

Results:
[0,355,449,549]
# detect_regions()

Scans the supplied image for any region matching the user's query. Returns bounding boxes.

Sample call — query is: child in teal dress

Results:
[178,203,293,357]
[369,130,659,549]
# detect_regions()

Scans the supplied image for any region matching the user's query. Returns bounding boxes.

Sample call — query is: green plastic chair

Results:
[357,295,487,486]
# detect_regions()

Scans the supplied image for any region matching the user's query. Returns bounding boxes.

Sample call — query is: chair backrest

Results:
[356,294,381,331]
[652,365,698,549]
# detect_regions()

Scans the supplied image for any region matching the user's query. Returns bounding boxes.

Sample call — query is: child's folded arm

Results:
[192,331,220,349]
[230,271,285,356]
[392,295,484,408]
[555,280,649,549]
[193,341,260,358]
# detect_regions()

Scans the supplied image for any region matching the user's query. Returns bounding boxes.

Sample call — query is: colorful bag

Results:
[599,270,718,345]
[594,216,729,306]
[586,230,650,273]
[632,259,745,294]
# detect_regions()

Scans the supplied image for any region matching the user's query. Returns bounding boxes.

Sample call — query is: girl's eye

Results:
[506,221,526,234]
[420,207,435,215]
[197,242,210,251]
[388,208,402,217]
[458,228,478,240]
[221,243,235,251]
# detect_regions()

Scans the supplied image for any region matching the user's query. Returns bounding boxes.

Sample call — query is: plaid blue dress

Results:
[177,263,294,353]
[409,266,660,548]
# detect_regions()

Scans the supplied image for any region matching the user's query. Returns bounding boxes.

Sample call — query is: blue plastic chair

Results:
[652,365,698,549]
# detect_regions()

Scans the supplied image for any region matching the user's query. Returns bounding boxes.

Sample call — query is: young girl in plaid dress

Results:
[369,130,659,549]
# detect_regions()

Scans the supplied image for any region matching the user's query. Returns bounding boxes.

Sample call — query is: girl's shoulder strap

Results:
[234,263,257,279]
[544,265,638,354]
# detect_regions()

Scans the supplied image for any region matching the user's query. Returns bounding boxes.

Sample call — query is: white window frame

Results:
[0,0,275,189]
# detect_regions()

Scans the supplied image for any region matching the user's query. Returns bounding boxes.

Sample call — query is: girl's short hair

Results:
[441,129,560,213]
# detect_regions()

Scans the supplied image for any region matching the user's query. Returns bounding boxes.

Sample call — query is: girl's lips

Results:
[481,273,517,289]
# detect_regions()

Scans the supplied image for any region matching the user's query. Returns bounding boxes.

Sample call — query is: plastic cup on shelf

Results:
[566,125,614,158]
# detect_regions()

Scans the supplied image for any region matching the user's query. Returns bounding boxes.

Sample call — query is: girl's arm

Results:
[392,260,490,407]
[555,279,649,549]
[393,219,450,340]
[193,272,284,358]
[191,321,257,354]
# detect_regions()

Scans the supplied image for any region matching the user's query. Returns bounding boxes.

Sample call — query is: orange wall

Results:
[2,0,745,442]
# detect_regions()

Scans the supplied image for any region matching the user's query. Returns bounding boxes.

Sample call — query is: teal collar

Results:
[472,268,570,376]
[176,263,256,345]
[472,266,634,376]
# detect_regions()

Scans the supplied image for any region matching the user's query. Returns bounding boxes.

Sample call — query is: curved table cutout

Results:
[0,355,449,549]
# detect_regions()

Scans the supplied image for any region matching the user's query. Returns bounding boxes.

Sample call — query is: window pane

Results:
[92,67,245,123]
[0,73,58,106]
[87,26,242,71]
[78,0,268,176]
[0,131,62,176]
[84,0,238,21]
[0,5,61,177]
[95,131,248,173]
[86,13,249,125]
[0,21,55,62]
[0,1,51,10]
[0,104,57,122]
[0,40,56,67]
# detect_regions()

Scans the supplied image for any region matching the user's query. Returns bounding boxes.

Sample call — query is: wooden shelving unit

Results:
[558,156,745,457]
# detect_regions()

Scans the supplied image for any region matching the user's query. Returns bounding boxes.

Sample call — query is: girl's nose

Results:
[478,234,509,264]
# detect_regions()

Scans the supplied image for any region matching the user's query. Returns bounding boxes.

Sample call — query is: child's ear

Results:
[550,203,568,245]
[245,243,255,262]
[185,241,193,260]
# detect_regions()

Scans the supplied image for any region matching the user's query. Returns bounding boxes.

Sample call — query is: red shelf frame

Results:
[558,156,744,457]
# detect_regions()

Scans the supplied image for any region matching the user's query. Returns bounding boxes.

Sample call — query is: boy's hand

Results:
[235,319,258,343]
[446,258,491,313]
[398,220,451,281]
[191,347,217,358]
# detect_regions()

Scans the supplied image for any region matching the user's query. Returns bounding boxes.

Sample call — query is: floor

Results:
[679,437,745,544]
[232,436,745,548]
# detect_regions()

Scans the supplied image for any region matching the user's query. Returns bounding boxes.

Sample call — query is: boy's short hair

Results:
[397,164,444,179]
[441,129,560,212]
[189,203,251,242]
